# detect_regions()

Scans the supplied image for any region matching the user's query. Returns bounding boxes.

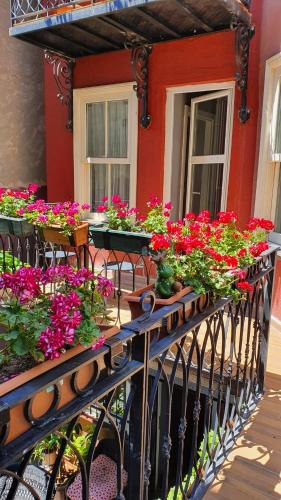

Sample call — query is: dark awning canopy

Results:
[10,0,251,58]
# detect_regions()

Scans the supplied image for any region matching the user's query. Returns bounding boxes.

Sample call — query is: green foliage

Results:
[0,251,24,273]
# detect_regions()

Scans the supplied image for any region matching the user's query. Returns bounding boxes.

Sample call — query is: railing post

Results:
[127,331,149,499]
[258,250,276,391]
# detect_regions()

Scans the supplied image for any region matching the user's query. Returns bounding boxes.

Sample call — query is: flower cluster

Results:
[0,265,113,362]
[97,195,140,231]
[0,184,38,218]
[141,195,172,234]
[150,209,273,300]
[23,200,90,236]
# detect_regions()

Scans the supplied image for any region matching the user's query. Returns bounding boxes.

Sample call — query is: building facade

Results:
[0,1,45,190]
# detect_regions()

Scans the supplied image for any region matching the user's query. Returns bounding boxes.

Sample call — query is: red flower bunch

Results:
[24,200,90,236]
[246,217,274,231]
[96,195,140,231]
[0,184,39,218]
[149,208,272,300]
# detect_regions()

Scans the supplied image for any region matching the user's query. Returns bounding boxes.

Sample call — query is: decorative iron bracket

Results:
[125,40,153,128]
[44,50,75,131]
[232,20,255,123]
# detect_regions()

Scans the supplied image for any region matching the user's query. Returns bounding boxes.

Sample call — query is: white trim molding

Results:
[255,53,281,220]
[73,82,138,216]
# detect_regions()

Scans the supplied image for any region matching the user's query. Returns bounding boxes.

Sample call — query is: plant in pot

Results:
[0,264,116,444]
[90,193,173,254]
[90,194,150,254]
[24,200,90,246]
[125,209,274,319]
[0,184,38,236]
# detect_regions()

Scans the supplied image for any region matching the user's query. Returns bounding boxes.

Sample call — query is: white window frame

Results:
[73,82,138,218]
[186,89,233,213]
[255,53,281,245]
[163,82,235,214]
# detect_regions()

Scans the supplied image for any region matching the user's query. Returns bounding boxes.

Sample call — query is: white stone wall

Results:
[0,2,45,188]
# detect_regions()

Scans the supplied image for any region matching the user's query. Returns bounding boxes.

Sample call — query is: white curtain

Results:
[111,165,130,204]
[108,100,128,158]
[87,102,105,158]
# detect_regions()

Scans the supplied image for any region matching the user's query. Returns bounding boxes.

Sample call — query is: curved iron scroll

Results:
[232,20,255,123]
[44,50,75,130]
[126,42,153,129]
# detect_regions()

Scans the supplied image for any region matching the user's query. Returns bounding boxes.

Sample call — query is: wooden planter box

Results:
[124,283,193,320]
[89,226,151,255]
[39,222,89,247]
[0,214,34,237]
[0,325,119,445]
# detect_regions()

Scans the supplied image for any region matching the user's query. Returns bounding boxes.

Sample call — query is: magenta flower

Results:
[96,275,114,297]
[81,203,90,210]
[112,194,121,205]
[91,336,106,351]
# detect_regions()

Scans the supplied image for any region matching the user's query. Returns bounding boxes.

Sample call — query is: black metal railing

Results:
[0,246,276,499]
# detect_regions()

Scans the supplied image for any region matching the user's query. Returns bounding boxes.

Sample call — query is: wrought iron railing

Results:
[0,242,276,498]
[10,0,251,25]
[10,0,101,24]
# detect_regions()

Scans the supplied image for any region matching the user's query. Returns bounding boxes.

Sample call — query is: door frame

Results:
[163,81,235,214]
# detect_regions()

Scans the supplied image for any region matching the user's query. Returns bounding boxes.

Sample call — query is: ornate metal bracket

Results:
[125,40,152,128]
[44,50,75,131]
[232,20,255,123]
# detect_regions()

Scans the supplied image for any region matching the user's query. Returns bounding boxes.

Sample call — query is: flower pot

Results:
[124,284,193,320]
[43,450,57,467]
[39,222,89,247]
[89,226,151,255]
[0,325,119,445]
[0,214,34,237]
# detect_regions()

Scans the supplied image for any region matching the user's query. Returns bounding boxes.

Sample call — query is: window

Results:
[255,54,281,244]
[186,92,229,217]
[164,85,233,220]
[73,83,138,217]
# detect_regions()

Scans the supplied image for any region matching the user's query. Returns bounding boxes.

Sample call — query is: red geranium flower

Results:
[237,281,254,293]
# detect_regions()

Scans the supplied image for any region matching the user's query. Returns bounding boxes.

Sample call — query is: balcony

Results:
[10,0,251,57]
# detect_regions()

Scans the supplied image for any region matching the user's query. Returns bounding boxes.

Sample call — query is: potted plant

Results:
[89,194,152,254]
[0,184,38,236]
[125,210,274,319]
[0,264,118,444]
[24,200,90,246]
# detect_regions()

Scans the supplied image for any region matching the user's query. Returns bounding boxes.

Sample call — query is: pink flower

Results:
[97,204,107,213]
[164,202,172,211]
[96,275,114,297]
[28,183,38,194]
[112,194,121,205]
[102,196,108,203]
[81,203,90,210]
[37,215,48,223]
[92,336,106,351]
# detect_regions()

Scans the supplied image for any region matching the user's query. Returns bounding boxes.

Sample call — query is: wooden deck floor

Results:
[205,325,281,499]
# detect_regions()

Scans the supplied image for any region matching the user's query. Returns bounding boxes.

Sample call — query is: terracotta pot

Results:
[0,325,119,445]
[43,450,57,467]
[124,283,193,320]
[39,222,88,246]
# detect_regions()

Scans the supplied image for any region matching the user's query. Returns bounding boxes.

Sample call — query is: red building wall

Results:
[45,6,261,225]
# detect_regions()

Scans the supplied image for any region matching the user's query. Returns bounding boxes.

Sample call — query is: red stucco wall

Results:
[45,9,261,224]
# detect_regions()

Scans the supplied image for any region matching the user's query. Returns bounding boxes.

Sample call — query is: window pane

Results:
[275,171,281,233]
[192,96,227,156]
[108,100,128,158]
[190,163,223,218]
[90,164,108,211]
[111,164,130,205]
[87,103,105,157]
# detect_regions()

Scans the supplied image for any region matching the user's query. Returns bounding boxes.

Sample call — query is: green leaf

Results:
[3,330,18,340]
[12,337,29,356]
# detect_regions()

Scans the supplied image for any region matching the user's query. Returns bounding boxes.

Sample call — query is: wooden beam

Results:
[69,23,122,50]
[98,15,151,44]
[175,0,213,32]
[136,7,181,38]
